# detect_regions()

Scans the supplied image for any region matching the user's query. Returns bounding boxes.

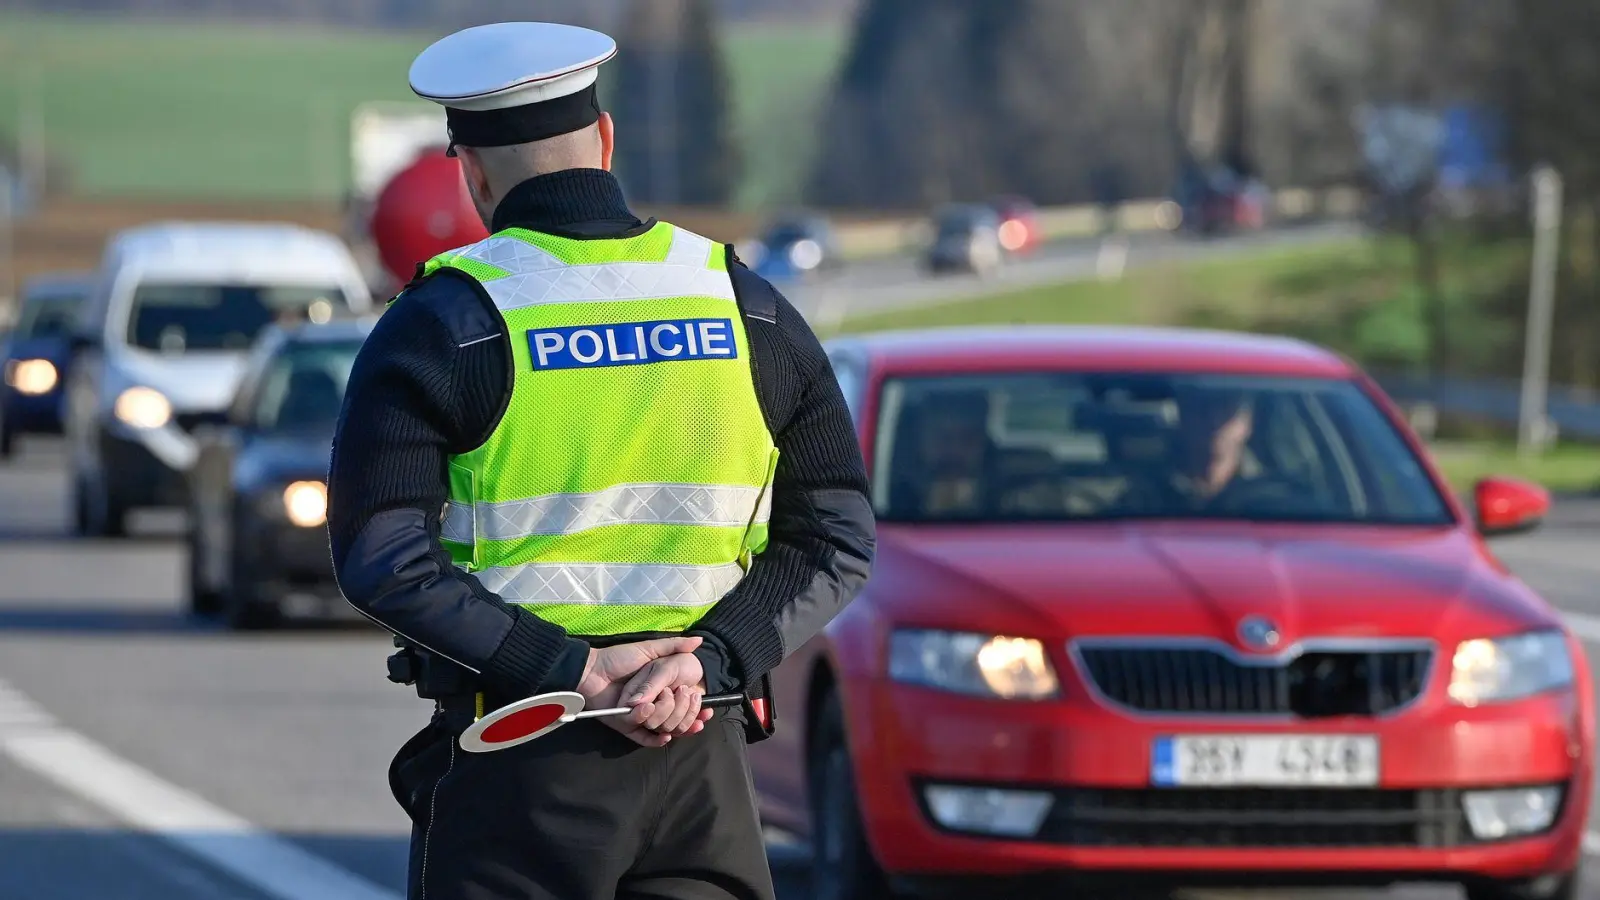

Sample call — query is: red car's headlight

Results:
[1449,629,1573,705]
[888,629,1060,700]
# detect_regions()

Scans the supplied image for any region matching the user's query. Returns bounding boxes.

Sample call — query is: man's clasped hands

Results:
[573,636,719,747]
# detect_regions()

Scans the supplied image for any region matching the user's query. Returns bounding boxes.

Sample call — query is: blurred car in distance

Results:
[64,221,373,537]
[186,317,373,629]
[1,272,93,456]
[924,203,1008,275]
[989,194,1041,255]
[1174,165,1270,236]
[753,325,1592,900]
[743,213,841,283]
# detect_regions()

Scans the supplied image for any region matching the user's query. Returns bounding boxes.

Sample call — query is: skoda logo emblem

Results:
[1237,616,1281,650]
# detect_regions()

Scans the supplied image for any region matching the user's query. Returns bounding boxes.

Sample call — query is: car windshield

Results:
[251,341,361,433]
[872,372,1453,526]
[936,208,990,236]
[763,222,819,246]
[127,283,349,353]
[15,292,83,338]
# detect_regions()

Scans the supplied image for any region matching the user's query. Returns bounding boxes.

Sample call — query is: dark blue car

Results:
[749,213,840,284]
[185,316,374,628]
[2,273,93,456]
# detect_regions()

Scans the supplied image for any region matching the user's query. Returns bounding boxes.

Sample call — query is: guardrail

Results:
[823,184,1370,261]
[1377,372,1600,442]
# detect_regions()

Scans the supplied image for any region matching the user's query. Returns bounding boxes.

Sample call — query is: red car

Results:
[750,326,1593,900]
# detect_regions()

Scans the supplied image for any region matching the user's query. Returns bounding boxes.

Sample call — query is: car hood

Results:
[111,349,249,411]
[869,521,1558,644]
[4,335,73,365]
[235,432,333,487]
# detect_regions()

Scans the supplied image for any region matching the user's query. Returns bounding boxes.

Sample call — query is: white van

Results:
[64,221,374,536]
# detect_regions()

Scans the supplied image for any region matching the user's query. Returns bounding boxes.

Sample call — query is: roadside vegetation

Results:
[840,231,1600,495]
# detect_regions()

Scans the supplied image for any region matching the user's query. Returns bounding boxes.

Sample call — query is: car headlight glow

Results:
[5,359,58,395]
[788,239,823,271]
[283,481,328,528]
[889,629,1059,699]
[997,219,1028,251]
[1449,630,1573,705]
[113,386,172,429]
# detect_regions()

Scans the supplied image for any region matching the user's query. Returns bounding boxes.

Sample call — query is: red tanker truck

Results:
[358,147,488,298]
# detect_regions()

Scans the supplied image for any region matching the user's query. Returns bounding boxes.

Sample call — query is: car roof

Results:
[20,271,95,302]
[934,203,999,221]
[765,213,829,231]
[105,221,359,277]
[826,325,1356,378]
[277,316,379,346]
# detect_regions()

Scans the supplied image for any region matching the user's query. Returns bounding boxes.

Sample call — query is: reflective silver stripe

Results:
[474,561,745,607]
[754,483,772,533]
[441,482,769,544]
[452,228,736,311]
[441,501,473,544]
[662,227,715,267]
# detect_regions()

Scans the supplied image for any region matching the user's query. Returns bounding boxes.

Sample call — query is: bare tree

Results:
[609,0,742,205]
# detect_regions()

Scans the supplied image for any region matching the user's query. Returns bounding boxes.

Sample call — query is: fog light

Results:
[924,786,1052,838]
[1462,787,1561,840]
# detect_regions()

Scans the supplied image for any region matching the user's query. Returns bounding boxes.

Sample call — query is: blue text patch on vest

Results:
[527,318,739,371]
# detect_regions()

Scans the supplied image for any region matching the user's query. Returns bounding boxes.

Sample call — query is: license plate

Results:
[1151,735,1379,787]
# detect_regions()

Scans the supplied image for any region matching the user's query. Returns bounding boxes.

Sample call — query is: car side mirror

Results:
[1474,476,1550,537]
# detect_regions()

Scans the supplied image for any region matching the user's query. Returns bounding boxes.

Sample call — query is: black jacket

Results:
[327,168,874,711]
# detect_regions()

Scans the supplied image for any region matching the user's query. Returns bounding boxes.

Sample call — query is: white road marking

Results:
[761,825,802,847]
[7,604,1600,898]
[0,679,401,900]
[1562,609,1600,645]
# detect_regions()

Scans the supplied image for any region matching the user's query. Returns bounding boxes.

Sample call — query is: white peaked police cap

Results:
[408,22,619,154]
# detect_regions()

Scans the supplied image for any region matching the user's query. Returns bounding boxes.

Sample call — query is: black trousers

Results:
[388,707,779,900]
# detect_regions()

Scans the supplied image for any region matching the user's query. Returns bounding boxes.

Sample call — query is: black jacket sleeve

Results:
[687,261,876,687]
[327,271,590,699]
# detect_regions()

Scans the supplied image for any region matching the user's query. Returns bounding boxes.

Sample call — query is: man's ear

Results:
[455,146,494,205]
[597,111,615,172]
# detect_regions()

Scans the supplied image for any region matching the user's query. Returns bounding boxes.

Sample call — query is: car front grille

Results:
[1074,643,1433,717]
[1034,787,1481,848]
[173,411,230,434]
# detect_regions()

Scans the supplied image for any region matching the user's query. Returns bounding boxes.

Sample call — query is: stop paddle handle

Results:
[458,690,752,753]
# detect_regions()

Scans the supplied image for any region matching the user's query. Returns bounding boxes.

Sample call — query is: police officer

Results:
[326,21,875,900]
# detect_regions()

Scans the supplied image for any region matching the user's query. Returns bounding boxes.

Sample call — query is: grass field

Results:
[838,233,1529,374]
[1429,441,1600,495]
[836,238,1385,335]
[0,12,848,206]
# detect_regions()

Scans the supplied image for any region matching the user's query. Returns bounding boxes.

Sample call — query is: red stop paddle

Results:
[458,690,747,753]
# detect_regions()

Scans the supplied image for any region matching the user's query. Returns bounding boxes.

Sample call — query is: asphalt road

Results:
[780,222,1363,327]
[2,436,1599,900]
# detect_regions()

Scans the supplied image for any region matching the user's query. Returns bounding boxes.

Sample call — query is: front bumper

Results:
[235,509,345,614]
[848,680,1591,885]
[100,430,188,507]
[2,387,64,435]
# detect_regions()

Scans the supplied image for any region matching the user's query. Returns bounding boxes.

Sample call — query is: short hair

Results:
[1178,387,1253,431]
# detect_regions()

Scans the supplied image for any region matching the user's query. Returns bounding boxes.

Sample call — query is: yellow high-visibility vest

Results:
[422,221,779,636]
